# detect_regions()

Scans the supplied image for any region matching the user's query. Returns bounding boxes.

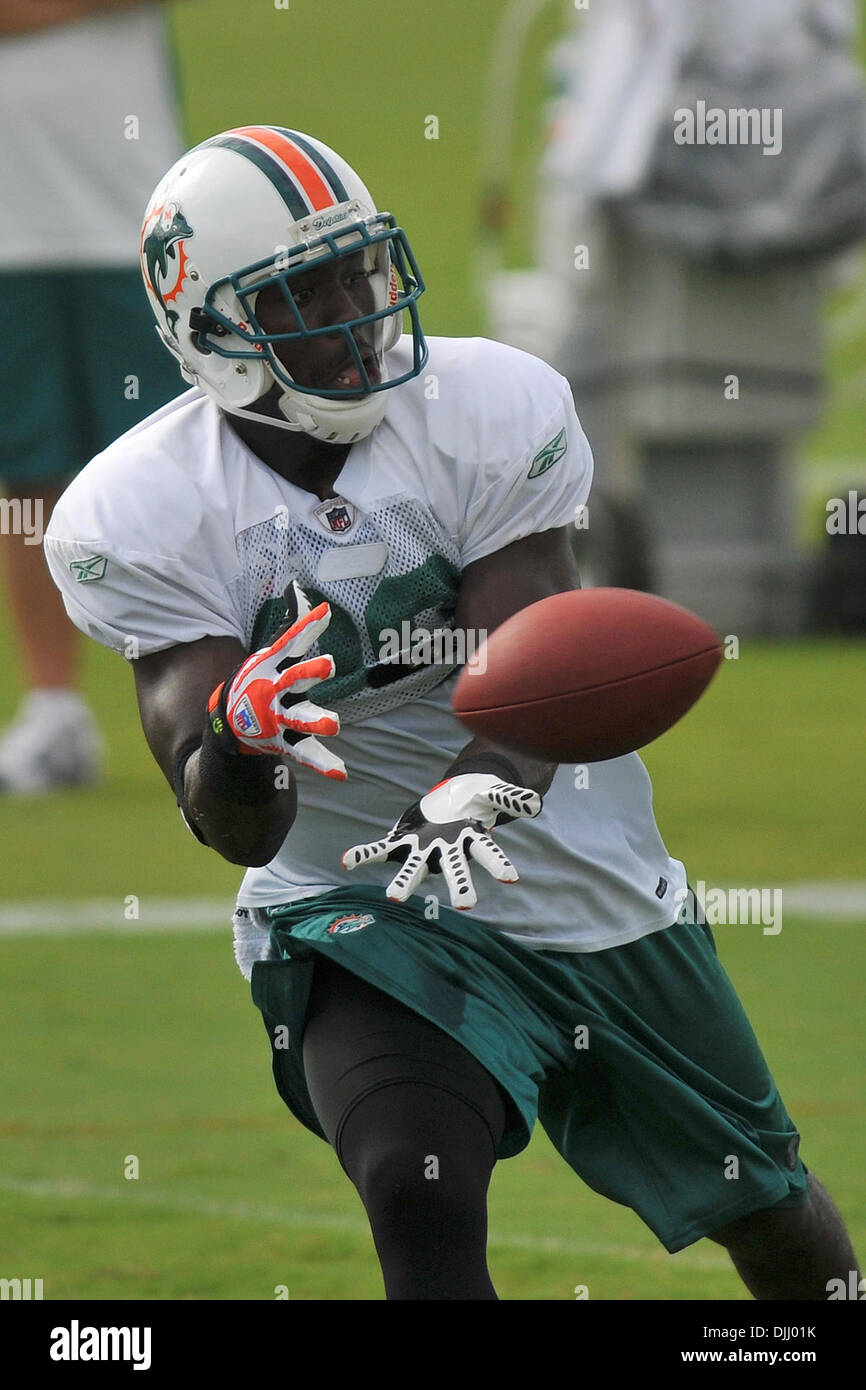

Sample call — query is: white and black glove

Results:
[342,772,542,910]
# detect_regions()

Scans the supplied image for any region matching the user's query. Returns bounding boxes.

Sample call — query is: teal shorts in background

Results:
[0,268,183,487]
[250,886,808,1254]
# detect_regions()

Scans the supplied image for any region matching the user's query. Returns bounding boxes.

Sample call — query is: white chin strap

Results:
[213,360,391,445]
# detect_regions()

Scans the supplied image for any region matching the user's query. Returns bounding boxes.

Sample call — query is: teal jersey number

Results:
[250,554,461,702]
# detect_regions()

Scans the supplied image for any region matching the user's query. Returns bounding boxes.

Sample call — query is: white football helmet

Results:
[140,126,427,443]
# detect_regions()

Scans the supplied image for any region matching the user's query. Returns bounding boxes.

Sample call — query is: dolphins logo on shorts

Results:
[327,913,375,935]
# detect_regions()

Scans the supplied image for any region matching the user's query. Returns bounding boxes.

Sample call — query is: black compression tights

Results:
[302,955,508,1300]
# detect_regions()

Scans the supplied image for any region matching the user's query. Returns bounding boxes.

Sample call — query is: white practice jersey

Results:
[0,7,182,269]
[45,336,687,952]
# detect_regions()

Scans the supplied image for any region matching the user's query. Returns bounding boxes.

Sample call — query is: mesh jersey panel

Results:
[235,494,462,722]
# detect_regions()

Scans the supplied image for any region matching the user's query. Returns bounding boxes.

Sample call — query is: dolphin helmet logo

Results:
[141,202,193,337]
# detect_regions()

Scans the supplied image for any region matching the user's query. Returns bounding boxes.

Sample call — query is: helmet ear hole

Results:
[188,306,227,355]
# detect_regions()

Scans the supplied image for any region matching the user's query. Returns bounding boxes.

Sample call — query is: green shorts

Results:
[251,885,808,1254]
[0,268,182,487]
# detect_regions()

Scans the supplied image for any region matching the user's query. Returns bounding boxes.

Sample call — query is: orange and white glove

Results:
[207,581,346,780]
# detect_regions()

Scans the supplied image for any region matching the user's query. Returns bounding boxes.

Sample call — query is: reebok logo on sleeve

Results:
[527,427,567,479]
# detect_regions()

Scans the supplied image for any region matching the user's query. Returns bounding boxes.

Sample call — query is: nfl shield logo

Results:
[315,498,355,533]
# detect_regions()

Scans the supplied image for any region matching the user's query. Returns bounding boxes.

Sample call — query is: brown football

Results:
[452,588,723,763]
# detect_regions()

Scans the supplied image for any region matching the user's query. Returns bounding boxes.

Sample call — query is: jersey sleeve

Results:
[456,351,593,568]
[44,533,244,660]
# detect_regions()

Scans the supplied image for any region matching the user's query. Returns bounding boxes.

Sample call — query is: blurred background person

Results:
[0,0,186,792]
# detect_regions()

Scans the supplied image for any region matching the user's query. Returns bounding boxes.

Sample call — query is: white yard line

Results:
[0,898,231,934]
[2,885,866,935]
[0,1174,732,1269]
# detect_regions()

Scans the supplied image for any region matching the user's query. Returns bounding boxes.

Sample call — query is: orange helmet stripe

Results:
[232,126,337,212]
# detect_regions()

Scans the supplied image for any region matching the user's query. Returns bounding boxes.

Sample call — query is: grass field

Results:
[1,0,865,1303]
[1,916,863,1301]
[2,613,864,1300]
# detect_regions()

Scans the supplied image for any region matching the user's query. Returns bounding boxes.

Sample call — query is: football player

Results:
[45,127,858,1300]
[0,0,185,792]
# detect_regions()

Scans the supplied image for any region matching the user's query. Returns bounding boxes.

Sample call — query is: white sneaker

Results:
[0,691,104,793]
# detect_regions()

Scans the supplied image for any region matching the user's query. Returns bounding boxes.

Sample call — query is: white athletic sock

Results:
[23,689,93,721]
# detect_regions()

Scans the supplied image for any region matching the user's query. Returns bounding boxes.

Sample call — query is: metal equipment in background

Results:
[481,0,866,633]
